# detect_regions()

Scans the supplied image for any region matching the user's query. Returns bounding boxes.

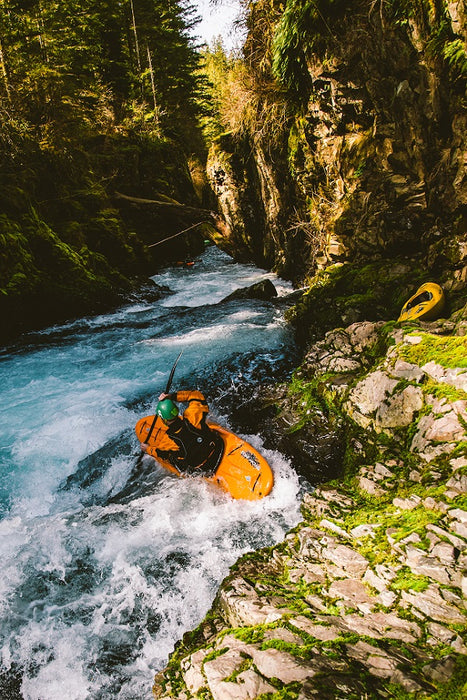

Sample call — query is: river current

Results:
[0,247,307,699]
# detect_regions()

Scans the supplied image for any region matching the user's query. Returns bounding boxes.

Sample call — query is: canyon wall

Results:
[207,0,466,298]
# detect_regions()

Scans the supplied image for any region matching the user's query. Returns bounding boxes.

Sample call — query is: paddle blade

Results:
[165,350,183,393]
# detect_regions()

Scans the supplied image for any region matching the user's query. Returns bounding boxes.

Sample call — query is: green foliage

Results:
[386,1,467,87]
[442,38,467,78]
[272,0,466,102]
[272,0,347,101]
[0,0,209,338]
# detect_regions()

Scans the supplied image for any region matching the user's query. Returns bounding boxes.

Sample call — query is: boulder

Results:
[221,279,277,302]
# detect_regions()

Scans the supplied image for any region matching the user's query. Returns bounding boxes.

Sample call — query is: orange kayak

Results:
[135,416,274,500]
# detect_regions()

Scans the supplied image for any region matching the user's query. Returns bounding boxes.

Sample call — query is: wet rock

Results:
[426,621,457,644]
[430,541,457,566]
[181,649,209,695]
[421,361,467,392]
[295,526,326,557]
[342,612,421,643]
[448,508,467,522]
[221,279,277,302]
[404,545,456,586]
[358,475,386,497]
[289,562,327,585]
[393,495,422,510]
[422,656,457,684]
[375,385,424,428]
[218,577,291,627]
[351,523,380,539]
[203,646,276,700]
[346,370,399,421]
[409,469,422,482]
[263,627,303,645]
[391,359,425,381]
[363,567,390,593]
[427,524,467,551]
[446,473,467,494]
[345,641,422,691]
[315,488,355,508]
[253,385,346,485]
[450,520,467,538]
[319,518,349,538]
[347,321,385,352]
[290,616,342,641]
[411,408,466,458]
[248,647,312,684]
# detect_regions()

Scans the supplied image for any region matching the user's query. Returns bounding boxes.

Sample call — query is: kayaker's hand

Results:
[158,392,169,400]
[141,443,148,453]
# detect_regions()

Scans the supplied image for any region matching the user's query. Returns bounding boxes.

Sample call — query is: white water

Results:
[0,247,306,699]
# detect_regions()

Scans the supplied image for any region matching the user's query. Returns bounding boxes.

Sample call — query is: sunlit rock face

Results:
[152,317,467,700]
[206,1,466,290]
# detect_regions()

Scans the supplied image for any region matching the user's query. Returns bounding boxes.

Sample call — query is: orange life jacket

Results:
[152,390,223,472]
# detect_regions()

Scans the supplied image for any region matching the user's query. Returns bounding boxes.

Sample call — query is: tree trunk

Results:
[129,0,141,72]
[146,44,159,122]
[0,35,11,102]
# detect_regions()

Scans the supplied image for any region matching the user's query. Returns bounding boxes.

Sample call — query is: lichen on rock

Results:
[151,315,467,699]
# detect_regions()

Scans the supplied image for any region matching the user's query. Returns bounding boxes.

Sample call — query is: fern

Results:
[442,38,467,77]
[271,0,347,101]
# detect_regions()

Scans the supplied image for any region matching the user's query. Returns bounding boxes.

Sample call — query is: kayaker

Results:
[140,390,224,474]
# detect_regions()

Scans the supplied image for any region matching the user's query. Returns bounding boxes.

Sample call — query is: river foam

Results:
[0,247,305,699]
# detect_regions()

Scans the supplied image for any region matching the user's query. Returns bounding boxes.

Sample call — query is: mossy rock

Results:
[287,259,436,345]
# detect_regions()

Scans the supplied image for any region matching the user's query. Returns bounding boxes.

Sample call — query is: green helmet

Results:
[157,398,179,421]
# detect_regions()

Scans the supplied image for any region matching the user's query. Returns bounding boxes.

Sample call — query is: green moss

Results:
[257,682,302,699]
[223,656,253,682]
[391,568,430,593]
[202,646,229,664]
[233,626,267,645]
[261,638,307,657]
[423,381,467,404]
[399,334,467,369]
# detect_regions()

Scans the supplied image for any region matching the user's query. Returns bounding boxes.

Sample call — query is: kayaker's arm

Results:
[169,390,209,429]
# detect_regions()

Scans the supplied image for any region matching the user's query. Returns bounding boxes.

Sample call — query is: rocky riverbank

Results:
[151,304,467,699]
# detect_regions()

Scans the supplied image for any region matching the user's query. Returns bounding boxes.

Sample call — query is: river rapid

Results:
[0,247,307,699]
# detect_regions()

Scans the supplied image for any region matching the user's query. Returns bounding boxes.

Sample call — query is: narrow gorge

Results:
[148,0,467,698]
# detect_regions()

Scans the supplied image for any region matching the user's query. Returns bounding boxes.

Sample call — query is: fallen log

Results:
[114,191,217,221]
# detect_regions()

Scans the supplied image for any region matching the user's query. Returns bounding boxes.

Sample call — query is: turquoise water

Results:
[0,248,305,699]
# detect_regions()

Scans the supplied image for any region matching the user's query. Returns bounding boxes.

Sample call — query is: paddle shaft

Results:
[144,351,183,445]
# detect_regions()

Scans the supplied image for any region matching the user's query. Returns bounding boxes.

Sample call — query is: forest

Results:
[0,0,210,340]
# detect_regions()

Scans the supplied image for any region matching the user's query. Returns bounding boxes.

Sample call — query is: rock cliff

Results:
[207,0,466,295]
[151,304,467,699]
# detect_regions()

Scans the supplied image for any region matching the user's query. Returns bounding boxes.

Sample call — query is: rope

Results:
[147,220,210,248]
